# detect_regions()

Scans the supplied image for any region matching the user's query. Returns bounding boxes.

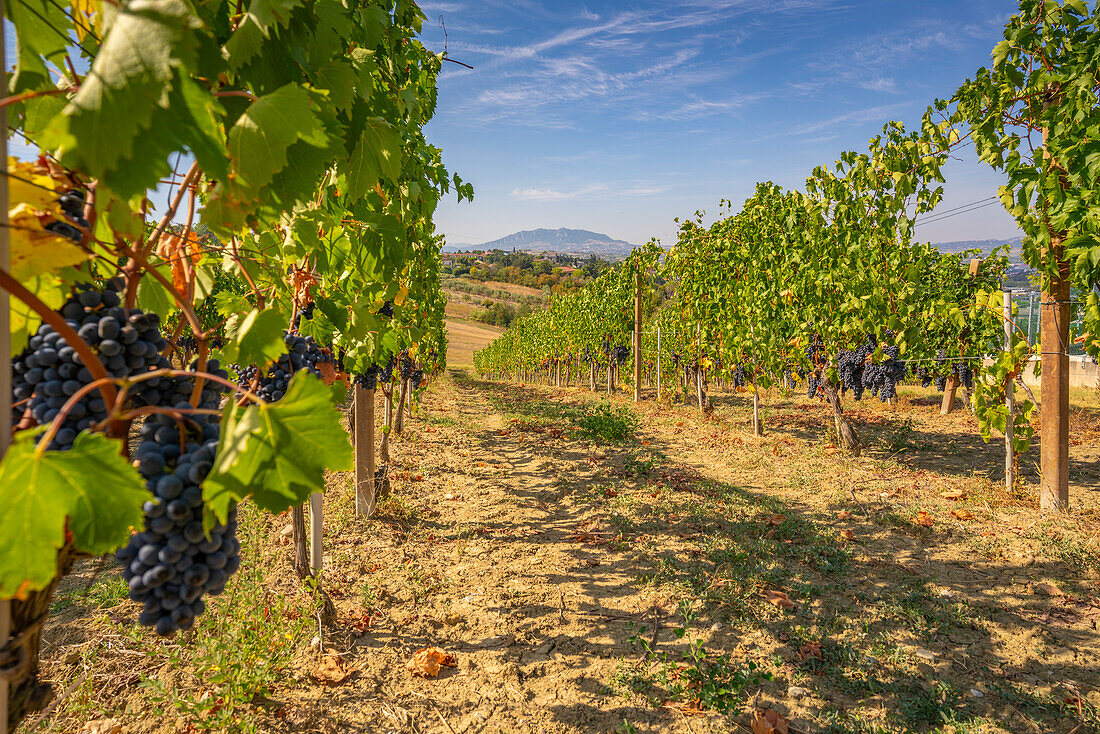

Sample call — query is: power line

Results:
[915,197,1002,227]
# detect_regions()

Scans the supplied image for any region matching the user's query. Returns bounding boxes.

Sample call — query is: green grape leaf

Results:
[8,0,70,94]
[135,265,175,319]
[314,58,358,112]
[202,83,326,230]
[40,0,199,198]
[220,306,289,369]
[340,118,403,201]
[224,0,306,69]
[0,431,148,598]
[203,372,352,528]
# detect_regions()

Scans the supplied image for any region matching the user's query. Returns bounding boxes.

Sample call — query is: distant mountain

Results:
[932,236,1024,259]
[444,228,637,259]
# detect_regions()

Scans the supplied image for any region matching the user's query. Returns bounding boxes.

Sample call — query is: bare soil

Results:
[19,371,1100,734]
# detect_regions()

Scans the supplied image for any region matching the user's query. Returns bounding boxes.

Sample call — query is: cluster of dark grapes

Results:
[291,302,317,332]
[915,363,932,387]
[399,354,415,381]
[12,283,169,449]
[935,349,949,391]
[804,335,825,366]
[44,189,89,243]
[806,371,820,398]
[611,345,630,364]
[601,336,611,358]
[871,345,906,401]
[836,339,870,400]
[804,335,826,398]
[237,333,332,402]
[354,365,380,390]
[377,355,395,384]
[926,351,974,392]
[378,301,394,318]
[731,364,746,388]
[117,361,239,636]
[176,335,226,351]
[671,352,680,366]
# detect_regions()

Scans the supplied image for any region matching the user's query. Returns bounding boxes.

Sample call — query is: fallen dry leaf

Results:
[914,511,935,528]
[797,642,822,660]
[661,699,705,715]
[950,508,974,521]
[80,719,122,734]
[310,655,353,685]
[836,511,852,520]
[765,514,785,526]
[763,589,798,611]
[838,529,855,542]
[1030,582,1065,597]
[751,708,790,734]
[941,489,967,500]
[406,647,457,678]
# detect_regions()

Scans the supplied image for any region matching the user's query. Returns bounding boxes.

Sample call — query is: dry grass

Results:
[444,317,504,366]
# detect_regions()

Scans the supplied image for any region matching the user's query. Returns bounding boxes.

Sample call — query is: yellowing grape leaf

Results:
[914,511,935,528]
[0,430,148,597]
[69,0,102,42]
[8,157,60,211]
[9,204,90,280]
[950,509,974,521]
[940,489,967,500]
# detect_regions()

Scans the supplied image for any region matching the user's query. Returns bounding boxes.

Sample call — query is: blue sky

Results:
[416,0,1023,247]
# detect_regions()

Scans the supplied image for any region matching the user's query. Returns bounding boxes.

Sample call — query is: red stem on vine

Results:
[230,236,264,308]
[119,243,205,336]
[0,268,118,407]
[144,161,201,258]
[0,88,69,110]
[35,377,120,454]
[214,90,257,100]
[189,339,209,408]
[36,366,266,452]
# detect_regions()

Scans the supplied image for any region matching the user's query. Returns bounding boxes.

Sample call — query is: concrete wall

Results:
[1018,356,1099,389]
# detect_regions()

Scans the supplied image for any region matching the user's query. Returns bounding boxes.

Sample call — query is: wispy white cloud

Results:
[858,76,899,94]
[510,182,669,201]
[789,103,909,136]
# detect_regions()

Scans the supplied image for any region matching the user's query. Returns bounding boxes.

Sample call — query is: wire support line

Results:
[0,168,62,194]
[914,198,1003,226]
[13,0,97,58]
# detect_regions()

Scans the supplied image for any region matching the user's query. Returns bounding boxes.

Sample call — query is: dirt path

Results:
[287,372,699,734]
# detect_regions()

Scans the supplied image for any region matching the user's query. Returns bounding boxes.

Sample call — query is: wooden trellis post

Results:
[1,16,11,729]
[309,493,323,574]
[656,327,662,400]
[1004,290,1015,490]
[354,385,377,516]
[634,272,642,403]
[1040,119,1070,511]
